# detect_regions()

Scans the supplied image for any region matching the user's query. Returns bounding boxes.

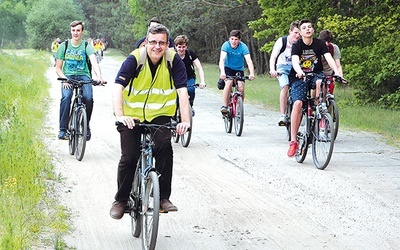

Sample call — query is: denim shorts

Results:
[291,73,324,102]
[276,64,292,90]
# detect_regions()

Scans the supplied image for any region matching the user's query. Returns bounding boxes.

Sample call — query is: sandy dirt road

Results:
[44,54,400,250]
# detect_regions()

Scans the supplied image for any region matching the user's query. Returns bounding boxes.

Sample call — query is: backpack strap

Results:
[327,42,334,56]
[165,48,175,89]
[274,36,287,67]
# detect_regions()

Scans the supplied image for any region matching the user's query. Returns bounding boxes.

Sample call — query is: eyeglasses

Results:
[147,40,168,46]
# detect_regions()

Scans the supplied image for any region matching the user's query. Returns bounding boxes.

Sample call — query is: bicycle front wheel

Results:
[312,113,334,170]
[285,97,292,141]
[295,112,309,163]
[68,111,76,155]
[234,96,244,136]
[75,107,87,161]
[181,106,193,147]
[131,166,141,238]
[327,98,339,140]
[172,110,180,143]
[141,171,160,250]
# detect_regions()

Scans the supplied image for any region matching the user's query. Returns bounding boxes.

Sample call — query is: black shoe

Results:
[160,199,178,213]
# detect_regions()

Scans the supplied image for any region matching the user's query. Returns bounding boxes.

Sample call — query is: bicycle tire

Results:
[131,166,141,238]
[141,171,160,250]
[172,107,180,143]
[68,111,76,155]
[181,106,193,147]
[224,105,233,133]
[234,95,244,136]
[327,98,339,140]
[75,107,87,161]
[284,97,292,141]
[312,113,334,170]
[295,112,309,163]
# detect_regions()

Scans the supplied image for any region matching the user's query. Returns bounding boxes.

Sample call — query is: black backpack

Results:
[63,40,92,77]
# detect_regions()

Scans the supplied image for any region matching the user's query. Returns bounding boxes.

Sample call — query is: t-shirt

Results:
[56,40,94,78]
[289,38,329,82]
[322,43,341,75]
[221,41,250,71]
[272,36,293,66]
[181,49,198,79]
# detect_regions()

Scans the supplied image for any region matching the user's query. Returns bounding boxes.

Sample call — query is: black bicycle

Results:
[58,78,102,161]
[223,73,249,136]
[294,73,345,170]
[117,121,176,250]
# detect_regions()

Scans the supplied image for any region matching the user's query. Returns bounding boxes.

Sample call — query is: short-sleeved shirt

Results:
[322,43,341,75]
[272,36,294,66]
[181,49,198,79]
[221,41,250,71]
[56,40,94,77]
[114,53,187,89]
[289,38,329,83]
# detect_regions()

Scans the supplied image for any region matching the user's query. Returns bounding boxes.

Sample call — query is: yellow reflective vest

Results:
[122,48,177,122]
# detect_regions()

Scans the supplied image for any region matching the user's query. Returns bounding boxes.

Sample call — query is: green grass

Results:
[0,49,71,249]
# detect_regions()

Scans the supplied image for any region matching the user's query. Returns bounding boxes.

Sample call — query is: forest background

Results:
[1,0,399,109]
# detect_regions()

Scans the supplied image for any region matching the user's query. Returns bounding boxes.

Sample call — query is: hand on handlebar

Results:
[116,115,138,129]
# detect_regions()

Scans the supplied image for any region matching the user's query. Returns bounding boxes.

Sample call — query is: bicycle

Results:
[325,75,340,140]
[171,84,202,147]
[294,73,344,170]
[58,78,103,161]
[116,121,176,250]
[223,73,249,136]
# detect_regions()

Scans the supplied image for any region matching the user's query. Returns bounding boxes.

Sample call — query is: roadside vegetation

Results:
[0,50,71,249]
[0,48,399,249]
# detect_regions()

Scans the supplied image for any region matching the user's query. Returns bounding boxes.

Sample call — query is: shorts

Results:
[291,73,324,102]
[225,67,245,82]
[276,64,292,90]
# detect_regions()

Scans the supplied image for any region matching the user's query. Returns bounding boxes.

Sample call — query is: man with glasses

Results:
[110,24,190,219]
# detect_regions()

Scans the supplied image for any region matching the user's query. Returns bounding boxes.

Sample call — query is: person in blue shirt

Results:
[218,30,255,115]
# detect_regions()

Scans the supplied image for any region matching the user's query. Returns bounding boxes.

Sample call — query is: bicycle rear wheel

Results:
[234,95,244,136]
[68,112,75,155]
[284,97,292,141]
[312,113,334,170]
[327,98,339,140]
[181,106,193,147]
[224,105,233,133]
[295,112,308,163]
[141,171,160,250]
[75,107,87,161]
[131,166,142,237]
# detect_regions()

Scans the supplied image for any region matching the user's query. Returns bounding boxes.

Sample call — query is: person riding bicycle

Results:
[55,20,104,141]
[174,34,206,115]
[51,38,61,67]
[219,30,255,115]
[110,24,190,219]
[269,21,300,126]
[287,19,344,157]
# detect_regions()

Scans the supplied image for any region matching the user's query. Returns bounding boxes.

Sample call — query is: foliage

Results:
[0,0,29,49]
[25,0,85,50]
[0,50,71,249]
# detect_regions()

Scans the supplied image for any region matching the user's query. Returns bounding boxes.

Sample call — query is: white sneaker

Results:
[278,114,286,126]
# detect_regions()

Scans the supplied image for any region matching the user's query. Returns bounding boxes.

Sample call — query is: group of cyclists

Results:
[54,17,345,226]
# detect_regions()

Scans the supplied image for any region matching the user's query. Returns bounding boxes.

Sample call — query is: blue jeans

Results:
[187,78,196,106]
[59,75,93,131]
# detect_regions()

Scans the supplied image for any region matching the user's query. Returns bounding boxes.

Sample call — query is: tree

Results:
[0,0,28,49]
[25,0,85,50]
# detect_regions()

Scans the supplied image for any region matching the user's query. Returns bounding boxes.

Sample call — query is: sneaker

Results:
[220,106,228,115]
[160,199,178,213]
[87,127,91,141]
[278,114,286,126]
[109,200,127,220]
[58,130,69,140]
[287,141,298,157]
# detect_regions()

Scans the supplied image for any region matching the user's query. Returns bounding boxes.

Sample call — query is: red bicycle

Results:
[223,73,249,136]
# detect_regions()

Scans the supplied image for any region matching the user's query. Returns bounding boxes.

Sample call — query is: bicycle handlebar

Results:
[115,120,177,130]
[301,73,347,85]
[57,77,106,86]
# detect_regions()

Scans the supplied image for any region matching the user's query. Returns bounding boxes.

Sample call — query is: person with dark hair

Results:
[135,17,175,48]
[174,34,206,114]
[287,19,344,157]
[318,30,343,76]
[219,30,255,115]
[110,24,190,219]
[269,21,300,126]
[55,20,104,141]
